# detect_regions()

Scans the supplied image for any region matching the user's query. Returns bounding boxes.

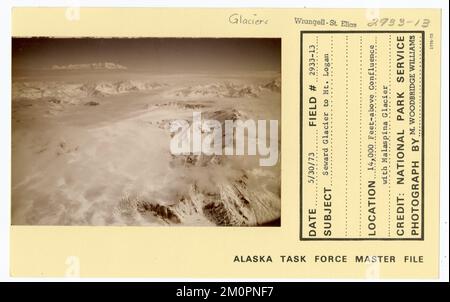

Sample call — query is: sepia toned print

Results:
[11,38,281,226]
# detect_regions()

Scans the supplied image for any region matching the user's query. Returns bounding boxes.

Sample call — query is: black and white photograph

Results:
[11,37,281,226]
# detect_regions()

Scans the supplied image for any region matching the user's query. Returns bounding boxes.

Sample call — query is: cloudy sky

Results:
[12,38,281,74]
